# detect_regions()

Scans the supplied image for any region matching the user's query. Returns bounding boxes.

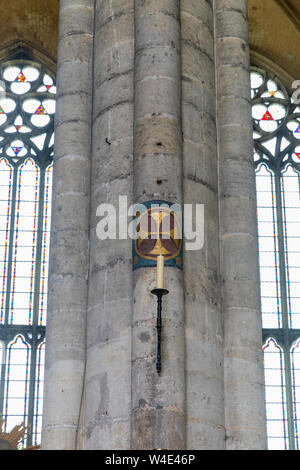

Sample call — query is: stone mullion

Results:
[131,0,185,450]
[214,0,267,449]
[41,0,94,450]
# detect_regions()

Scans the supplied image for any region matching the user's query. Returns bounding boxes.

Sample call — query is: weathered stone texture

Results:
[131,0,185,450]
[42,0,94,451]
[215,0,267,450]
[84,0,134,450]
[181,0,224,450]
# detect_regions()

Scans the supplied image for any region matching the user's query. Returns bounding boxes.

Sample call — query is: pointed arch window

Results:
[0,59,55,448]
[251,67,300,450]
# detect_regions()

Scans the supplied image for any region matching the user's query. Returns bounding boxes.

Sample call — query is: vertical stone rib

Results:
[42,0,94,450]
[181,0,225,449]
[214,0,267,449]
[131,0,185,450]
[84,0,134,449]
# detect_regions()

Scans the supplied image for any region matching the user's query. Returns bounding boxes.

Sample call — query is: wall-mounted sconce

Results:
[132,201,183,374]
[151,255,169,374]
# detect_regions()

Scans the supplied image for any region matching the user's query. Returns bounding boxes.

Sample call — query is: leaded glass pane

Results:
[0,159,12,325]
[291,340,300,449]
[281,166,300,329]
[39,165,52,327]
[263,338,288,449]
[0,340,4,365]
[256,164,281,329]
[4,335,30,446]
[10,159,40,325]
[32,341,45,446]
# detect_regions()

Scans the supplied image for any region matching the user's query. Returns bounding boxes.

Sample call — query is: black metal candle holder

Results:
[151,288,169,374]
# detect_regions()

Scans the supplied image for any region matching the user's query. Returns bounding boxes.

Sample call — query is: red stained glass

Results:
[262,110,274,121]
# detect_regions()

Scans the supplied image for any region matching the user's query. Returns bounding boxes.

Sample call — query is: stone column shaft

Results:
[42,0,94,450]
[181,0,225,450]
[131,0,185,450]
[84,0,134,450]
[214,0,267,449]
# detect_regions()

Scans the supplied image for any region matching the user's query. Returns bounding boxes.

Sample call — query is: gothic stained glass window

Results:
[251,67,300,450]
[0,59,55,448]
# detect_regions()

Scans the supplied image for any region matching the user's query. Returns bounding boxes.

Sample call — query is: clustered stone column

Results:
[131,0,185,450]
[181,0,225,450]
[42,0,268,450]
[42,0,94,450]
[214,0,267,450]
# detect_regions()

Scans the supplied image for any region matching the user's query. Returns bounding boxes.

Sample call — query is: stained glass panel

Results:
[291,340,300,449]
[0,59,55,448]
[4,335,30,444]
[263,338,288,449]
[39,165,52,327]
[33,341,45,446]
[252,67,300,450]
[10,159,40,325]
[0,159,12,325]
[256,164,281,329]
[281,167,300,329]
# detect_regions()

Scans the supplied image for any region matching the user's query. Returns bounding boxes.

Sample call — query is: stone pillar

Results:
[214,0,267,449]
[131,0,185,450]
[181,0,225,449]
[84,0,134,449]
[42,0,94,450]
[181,0,224,449]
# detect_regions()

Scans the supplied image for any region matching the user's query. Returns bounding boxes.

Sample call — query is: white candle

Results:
[156,255,164,289]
